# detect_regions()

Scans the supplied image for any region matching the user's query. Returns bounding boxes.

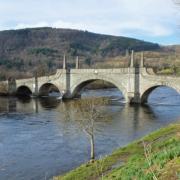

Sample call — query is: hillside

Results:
[0,27,160,80]
[54,123,180,180]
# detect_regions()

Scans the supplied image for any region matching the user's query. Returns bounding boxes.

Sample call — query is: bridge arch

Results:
[16,86,32,97]
[70,77,128,101]
[141,85,180,104]
[39,83,61,97]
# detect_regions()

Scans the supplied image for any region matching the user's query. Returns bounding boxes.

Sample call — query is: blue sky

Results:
[0,0,179,45]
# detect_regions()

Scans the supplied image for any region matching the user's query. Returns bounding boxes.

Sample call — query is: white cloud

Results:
[13,19,173,38]
[52,20,86,30]
[0,0,179,44]
[15,22,49,29]
[117,21,173,37]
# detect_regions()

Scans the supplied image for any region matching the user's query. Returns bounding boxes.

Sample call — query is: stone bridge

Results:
[0,52,180,104]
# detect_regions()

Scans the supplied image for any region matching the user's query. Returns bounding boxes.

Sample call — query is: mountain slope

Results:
[0,27,160,79]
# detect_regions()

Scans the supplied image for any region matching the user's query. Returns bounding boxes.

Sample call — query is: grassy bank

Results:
[54,123,180,180]
[157,67,180,76]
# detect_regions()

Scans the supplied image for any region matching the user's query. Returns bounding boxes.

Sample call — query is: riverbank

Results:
[54,123,180,180]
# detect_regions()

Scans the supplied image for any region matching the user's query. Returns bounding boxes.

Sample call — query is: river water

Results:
[0,87,180,180]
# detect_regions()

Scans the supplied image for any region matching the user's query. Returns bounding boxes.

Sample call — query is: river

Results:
[0,87,180,180]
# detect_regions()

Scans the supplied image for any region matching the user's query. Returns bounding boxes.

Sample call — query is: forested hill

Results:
[0,27,160,79]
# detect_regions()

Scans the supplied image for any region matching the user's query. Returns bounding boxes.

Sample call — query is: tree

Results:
[73,98,108,162]
[35,62,49,77]
[85,57,92,66]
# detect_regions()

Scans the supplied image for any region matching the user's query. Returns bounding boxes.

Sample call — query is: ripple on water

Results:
[0,87,180,179]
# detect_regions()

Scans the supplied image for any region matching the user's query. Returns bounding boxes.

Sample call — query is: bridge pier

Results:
[8,78,16,96]
[33,74,39,97]
[129,95,142,104]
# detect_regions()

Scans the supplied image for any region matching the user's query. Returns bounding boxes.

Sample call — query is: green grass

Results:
[53,124,180,180]
[157,67,180,76]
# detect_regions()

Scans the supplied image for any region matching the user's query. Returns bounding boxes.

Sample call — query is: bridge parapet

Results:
[69,68,136,74]
[0,65,179,104]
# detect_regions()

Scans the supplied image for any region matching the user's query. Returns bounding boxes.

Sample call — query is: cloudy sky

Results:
[0,0,179,45]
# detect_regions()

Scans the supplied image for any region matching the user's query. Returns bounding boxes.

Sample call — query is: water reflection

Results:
[0,87,180,180]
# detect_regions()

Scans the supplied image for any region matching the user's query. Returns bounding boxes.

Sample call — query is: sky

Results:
[0,0,179,45]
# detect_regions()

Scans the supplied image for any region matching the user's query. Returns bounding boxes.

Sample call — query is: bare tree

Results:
[73,98,108,162]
